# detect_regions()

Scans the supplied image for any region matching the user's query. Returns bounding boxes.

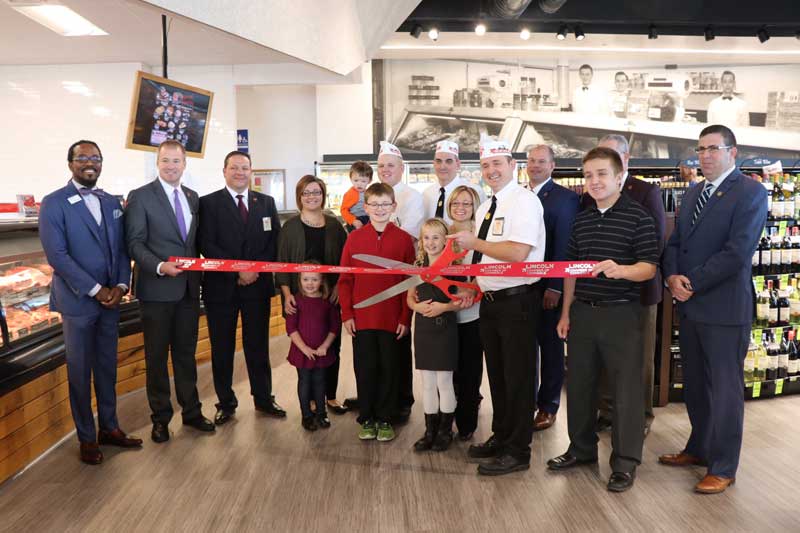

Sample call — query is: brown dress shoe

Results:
[695,474,735,494]
[658,452,706,467]
[533,411,556,431]
[98,428,144,448]
[79,442,103,465]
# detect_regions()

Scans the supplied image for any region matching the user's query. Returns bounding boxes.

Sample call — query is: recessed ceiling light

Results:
[520,28,531,40]
[10,4,108,37]
[475,22,487,36]
[428,28,439,42]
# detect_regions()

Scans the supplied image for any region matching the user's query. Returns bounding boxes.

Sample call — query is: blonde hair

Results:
[447,185,480,234]
[415,218,452,267]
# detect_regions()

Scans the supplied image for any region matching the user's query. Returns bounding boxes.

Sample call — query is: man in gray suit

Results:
[126,140,214,442]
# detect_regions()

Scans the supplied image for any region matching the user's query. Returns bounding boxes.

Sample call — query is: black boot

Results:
[413,413,440,452]
[432,412,454,452]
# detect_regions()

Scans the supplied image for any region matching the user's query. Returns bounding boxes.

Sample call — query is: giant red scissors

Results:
[354,239,482,309]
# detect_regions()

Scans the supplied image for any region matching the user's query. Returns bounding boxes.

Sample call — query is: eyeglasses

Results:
[72,155,103,163]
[694,145,732,154]
[451,202,473,208]
[366,202,394,209]
[301,190,323,197]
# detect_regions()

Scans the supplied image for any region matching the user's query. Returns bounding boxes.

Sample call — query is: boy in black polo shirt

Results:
[546,147,659,492]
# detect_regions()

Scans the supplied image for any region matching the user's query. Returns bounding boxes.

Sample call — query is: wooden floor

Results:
[1,334,799,533]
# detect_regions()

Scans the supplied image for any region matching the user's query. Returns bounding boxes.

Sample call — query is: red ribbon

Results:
[168,257,598,278]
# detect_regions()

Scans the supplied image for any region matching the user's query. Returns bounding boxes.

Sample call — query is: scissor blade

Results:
[354,276,423,309]
[352,254,415,270]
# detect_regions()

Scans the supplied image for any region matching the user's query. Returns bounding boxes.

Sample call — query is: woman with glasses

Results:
[446,185,485,440]
[277,175,349,414]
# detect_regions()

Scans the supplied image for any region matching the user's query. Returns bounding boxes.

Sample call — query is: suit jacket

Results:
[536,179,580,293]
[198,188,281,303]
[582,175,667,305]
[662,170,767,326]
[39,181,131,316]
[125,179,201,302]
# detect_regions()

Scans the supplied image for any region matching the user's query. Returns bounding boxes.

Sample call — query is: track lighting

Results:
[428,28,439,41]
[520,28,531,40]
[475,22,486,36]
[648,25,658,40]
[574,26,585,41]
[556,25,567,40]
[410,24,422,39]
[757,27,770,43]
[704,26,714,41]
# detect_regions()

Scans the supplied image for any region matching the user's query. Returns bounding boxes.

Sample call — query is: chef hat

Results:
[479,137,512,160]
[379,141,403,159]
[435,140,459,157]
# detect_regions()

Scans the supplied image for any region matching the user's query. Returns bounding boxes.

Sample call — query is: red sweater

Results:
[338,222,415,331]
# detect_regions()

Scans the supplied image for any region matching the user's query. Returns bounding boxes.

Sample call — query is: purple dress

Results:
[286,294,341,369]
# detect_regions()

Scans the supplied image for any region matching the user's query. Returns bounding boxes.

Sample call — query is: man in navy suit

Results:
[525,145,579,430]
[39,140,142,465]
[660,125,767,494]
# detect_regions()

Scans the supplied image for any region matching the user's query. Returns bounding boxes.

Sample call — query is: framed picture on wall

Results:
[251,169,286,211]
[126,71,214,158]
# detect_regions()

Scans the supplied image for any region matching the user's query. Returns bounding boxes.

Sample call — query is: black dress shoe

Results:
[546,452,598,471]
[607,470,636,492]
[183,416,216,432]
[151,422,170,443]
[343,397,359,410]
[477,454,530,476]
[457,431,474,441]
[214,409,235,426]
[316,414,331,429]
[327,401,349,415]
[595,416,613,432]
[301,417,318,431]
[467,435,501,459]
[255,399,287,418]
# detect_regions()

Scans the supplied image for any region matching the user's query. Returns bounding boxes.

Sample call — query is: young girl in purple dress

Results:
[286,269,341,431]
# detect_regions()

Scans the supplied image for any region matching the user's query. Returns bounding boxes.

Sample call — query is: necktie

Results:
[692,182,714,225]
[78,188,105,198]
[237,194,248,224]
[471,196,497,265]
[582,86,588,91]
[435,187,445,218]
[722,96,733,101]
[173,188,188,241]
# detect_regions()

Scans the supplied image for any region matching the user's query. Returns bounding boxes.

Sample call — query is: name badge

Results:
[262,217,272,231]
[68,194,82,204]
[492,217,505,236]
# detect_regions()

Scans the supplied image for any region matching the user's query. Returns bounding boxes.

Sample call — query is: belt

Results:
[483,283,539,302]
[577,298,634,308]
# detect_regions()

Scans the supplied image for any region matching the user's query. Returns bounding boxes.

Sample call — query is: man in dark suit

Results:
[660,125,766,494]
[583,134,666,435]
[126,140,214,442]
[525,144,579,431]
[199,150,285,425]
[39,140,142,464]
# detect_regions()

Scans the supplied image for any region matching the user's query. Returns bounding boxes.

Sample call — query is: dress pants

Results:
[454,318,483,435]
[566,301,644,473]
[397,334,414,410]
[205,297,272,410]
[679,317,749,478]
[61,308,120,443]
[325,324,342,400]
[535,306,565,415]
[140,295,202,424]
[598,303,657,421]
[353,329,399,424]
[478,285,542,460]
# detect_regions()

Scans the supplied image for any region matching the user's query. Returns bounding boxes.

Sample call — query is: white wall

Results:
[236,85,318,210]
[316,61,374,155]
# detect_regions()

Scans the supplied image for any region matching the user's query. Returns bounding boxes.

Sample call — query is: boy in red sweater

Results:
[338,183,415,442]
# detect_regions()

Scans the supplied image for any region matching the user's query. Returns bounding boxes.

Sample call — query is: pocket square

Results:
[113,209,123,219]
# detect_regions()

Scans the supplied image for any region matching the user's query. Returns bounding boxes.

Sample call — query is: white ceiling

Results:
[0,0,298,66]
[377,32,800,69]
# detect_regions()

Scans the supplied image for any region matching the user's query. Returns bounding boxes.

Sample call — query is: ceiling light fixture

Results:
[475,22,487,36]
[410,23,423,39]
[757,27,770,43]
[428,27,439,42]
[648,25,658,40]
[574,26,585,41]
[556,25,567,40]
[10,4,108,37]
[704,26,715,41]
[520,28,531,40]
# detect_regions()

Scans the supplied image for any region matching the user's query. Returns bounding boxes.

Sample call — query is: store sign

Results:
[237,129,249,154]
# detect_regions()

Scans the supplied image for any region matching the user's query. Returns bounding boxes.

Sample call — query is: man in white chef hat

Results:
[423,140,486,224]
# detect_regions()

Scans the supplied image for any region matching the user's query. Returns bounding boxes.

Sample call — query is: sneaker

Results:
[358,420,377,440]
[376,421,396,442]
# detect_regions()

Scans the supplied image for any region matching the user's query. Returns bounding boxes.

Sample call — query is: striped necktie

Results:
[692,182,714,225]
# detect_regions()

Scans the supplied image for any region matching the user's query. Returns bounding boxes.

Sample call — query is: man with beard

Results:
[39,140,142,464]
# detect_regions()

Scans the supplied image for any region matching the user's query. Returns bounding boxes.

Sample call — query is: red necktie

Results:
[237,194,248,224]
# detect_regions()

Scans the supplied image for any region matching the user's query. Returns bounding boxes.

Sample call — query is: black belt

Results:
[576,298,634,308]
[483,283,539,302]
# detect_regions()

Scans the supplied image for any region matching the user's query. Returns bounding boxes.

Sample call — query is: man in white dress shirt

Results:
[572,64,607,115]
[422,140,486,224]
[707,71,749,128]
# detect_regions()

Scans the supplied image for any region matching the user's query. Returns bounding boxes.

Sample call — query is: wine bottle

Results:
[778,288,790,327]
[790,278,800,326]
[756,283,770,328]
[759,233,772,276]
[772,175,784,221]
[789,330,799,377]
[778,330,790,379]
[766,332,779,381]
[771,235,782,275]
[769,279,778,328]
[744,337,756,383]
[782,173,795,221]
[756,333,768,381]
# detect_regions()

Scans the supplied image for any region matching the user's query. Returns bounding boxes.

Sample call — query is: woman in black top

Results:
[276,175,348,413]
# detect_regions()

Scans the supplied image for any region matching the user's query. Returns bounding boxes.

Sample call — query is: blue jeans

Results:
[297,368,326,419]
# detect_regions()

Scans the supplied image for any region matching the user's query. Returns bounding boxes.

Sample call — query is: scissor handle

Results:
[424,275,483,304]
[429,238,468,273]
